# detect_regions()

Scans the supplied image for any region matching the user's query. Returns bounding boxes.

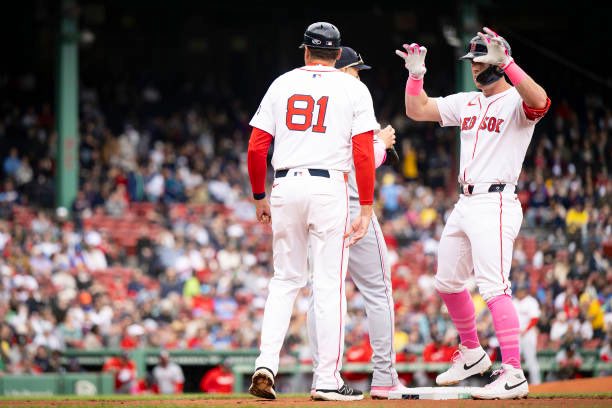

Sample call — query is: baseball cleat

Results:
[370,383,413,399]
[436,344,492,385]
[313,384,364,401]
[471,364,529,399]
[248,367,276,399]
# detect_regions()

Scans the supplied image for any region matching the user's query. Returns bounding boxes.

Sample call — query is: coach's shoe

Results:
[436,344,492,385]
[249,367,276,399]
[370,383,412,399]
[472,364,529,400]
[313,384,364,401]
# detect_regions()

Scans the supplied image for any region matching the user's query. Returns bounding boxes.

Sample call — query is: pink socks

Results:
[487,295,521,369]
[438,290,480,349]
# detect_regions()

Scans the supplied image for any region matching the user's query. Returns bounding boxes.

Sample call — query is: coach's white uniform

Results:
[513,294,541,384]
[250,64,378,390]
[434,87,544,300]
[307,136,400,388]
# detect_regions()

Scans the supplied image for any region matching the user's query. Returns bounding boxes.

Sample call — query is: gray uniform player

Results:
[307,46,410,400]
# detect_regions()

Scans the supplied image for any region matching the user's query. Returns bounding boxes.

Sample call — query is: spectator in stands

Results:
[152,350,184,394]
[2,148,20,177]
[554,344,583,380]
[32,345,51,372]
[82,324,104,349]
[599,337,612,376]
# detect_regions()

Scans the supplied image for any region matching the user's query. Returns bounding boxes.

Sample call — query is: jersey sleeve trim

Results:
[352,131,375,205]
[247,127,273,200]
[522,97,551,121]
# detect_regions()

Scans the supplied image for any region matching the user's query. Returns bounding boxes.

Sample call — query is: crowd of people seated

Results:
[0,72,610,387]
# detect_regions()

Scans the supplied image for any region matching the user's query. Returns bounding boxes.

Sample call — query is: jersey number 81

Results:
[285,94,329,133]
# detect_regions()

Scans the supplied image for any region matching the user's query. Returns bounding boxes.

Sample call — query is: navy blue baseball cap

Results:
[335,46,371,70]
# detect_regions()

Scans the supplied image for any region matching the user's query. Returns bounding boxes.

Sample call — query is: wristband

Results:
[503,60,527,85]
[405,77,423,96]
[253,192,266,200]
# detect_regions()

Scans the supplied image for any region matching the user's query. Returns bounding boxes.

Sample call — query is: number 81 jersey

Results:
[250,65,379,172]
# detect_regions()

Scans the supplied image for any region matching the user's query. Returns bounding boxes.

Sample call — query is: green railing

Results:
[57,348,611,394]
[0,373,114,396]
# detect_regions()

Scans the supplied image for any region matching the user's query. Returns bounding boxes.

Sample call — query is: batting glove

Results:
[395,43,427,79]
[473,27,513,69]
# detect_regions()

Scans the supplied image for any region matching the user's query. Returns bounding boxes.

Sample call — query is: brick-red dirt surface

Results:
[4,376,612,407]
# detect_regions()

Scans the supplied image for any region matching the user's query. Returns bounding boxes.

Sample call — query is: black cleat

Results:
[313,384,364,401]
[248,367,276,399]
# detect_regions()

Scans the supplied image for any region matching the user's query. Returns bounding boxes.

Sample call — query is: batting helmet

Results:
[459,35,512,61]
[460,34,512,86]
[299,22,341,50]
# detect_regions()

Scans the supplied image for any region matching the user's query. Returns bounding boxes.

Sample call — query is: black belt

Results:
[464,183,518,194]
[275,169,330,178]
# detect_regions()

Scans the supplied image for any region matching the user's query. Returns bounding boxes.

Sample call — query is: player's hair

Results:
[308,47,340,62]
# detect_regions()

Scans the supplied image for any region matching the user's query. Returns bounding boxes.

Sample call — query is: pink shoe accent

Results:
[439,290,480,349]
[487,295,521,369]
[370,385,397,399]
[371,385,394,391]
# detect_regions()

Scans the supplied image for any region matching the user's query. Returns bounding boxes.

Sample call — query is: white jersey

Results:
[153,362,184,394]
[513,295,541,334]
[436,87,543,185]
[250,65,378,172]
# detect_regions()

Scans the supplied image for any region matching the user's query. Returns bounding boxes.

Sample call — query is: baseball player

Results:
[306,46,410,400]
[396,27,550,399]
[152,350,185,394]
[513,283,542,385]
[247,22,378,401]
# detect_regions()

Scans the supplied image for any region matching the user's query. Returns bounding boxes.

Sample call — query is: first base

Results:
[388,386,473,400]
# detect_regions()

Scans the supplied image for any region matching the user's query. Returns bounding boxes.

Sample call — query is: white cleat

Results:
[370,383,413,399]
[436,344,492,386]
[471,364,529,400]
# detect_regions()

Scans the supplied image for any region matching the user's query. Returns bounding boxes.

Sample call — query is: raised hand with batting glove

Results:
[473,27,513,69]
[395,43,427,79]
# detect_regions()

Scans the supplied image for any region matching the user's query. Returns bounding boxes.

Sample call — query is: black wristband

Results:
[253,192,266,200]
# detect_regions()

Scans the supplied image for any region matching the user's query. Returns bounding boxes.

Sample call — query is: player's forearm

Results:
[504,61,548,109]
[404,79,429,120]
[352,131,375,205]
[247,127,273,199]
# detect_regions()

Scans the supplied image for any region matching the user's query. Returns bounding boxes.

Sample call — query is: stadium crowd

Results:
[0,71,610,389]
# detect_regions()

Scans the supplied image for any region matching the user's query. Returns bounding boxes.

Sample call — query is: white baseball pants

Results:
[307,202,398,388]
[434,191,523,300]
[255,169,350,390]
